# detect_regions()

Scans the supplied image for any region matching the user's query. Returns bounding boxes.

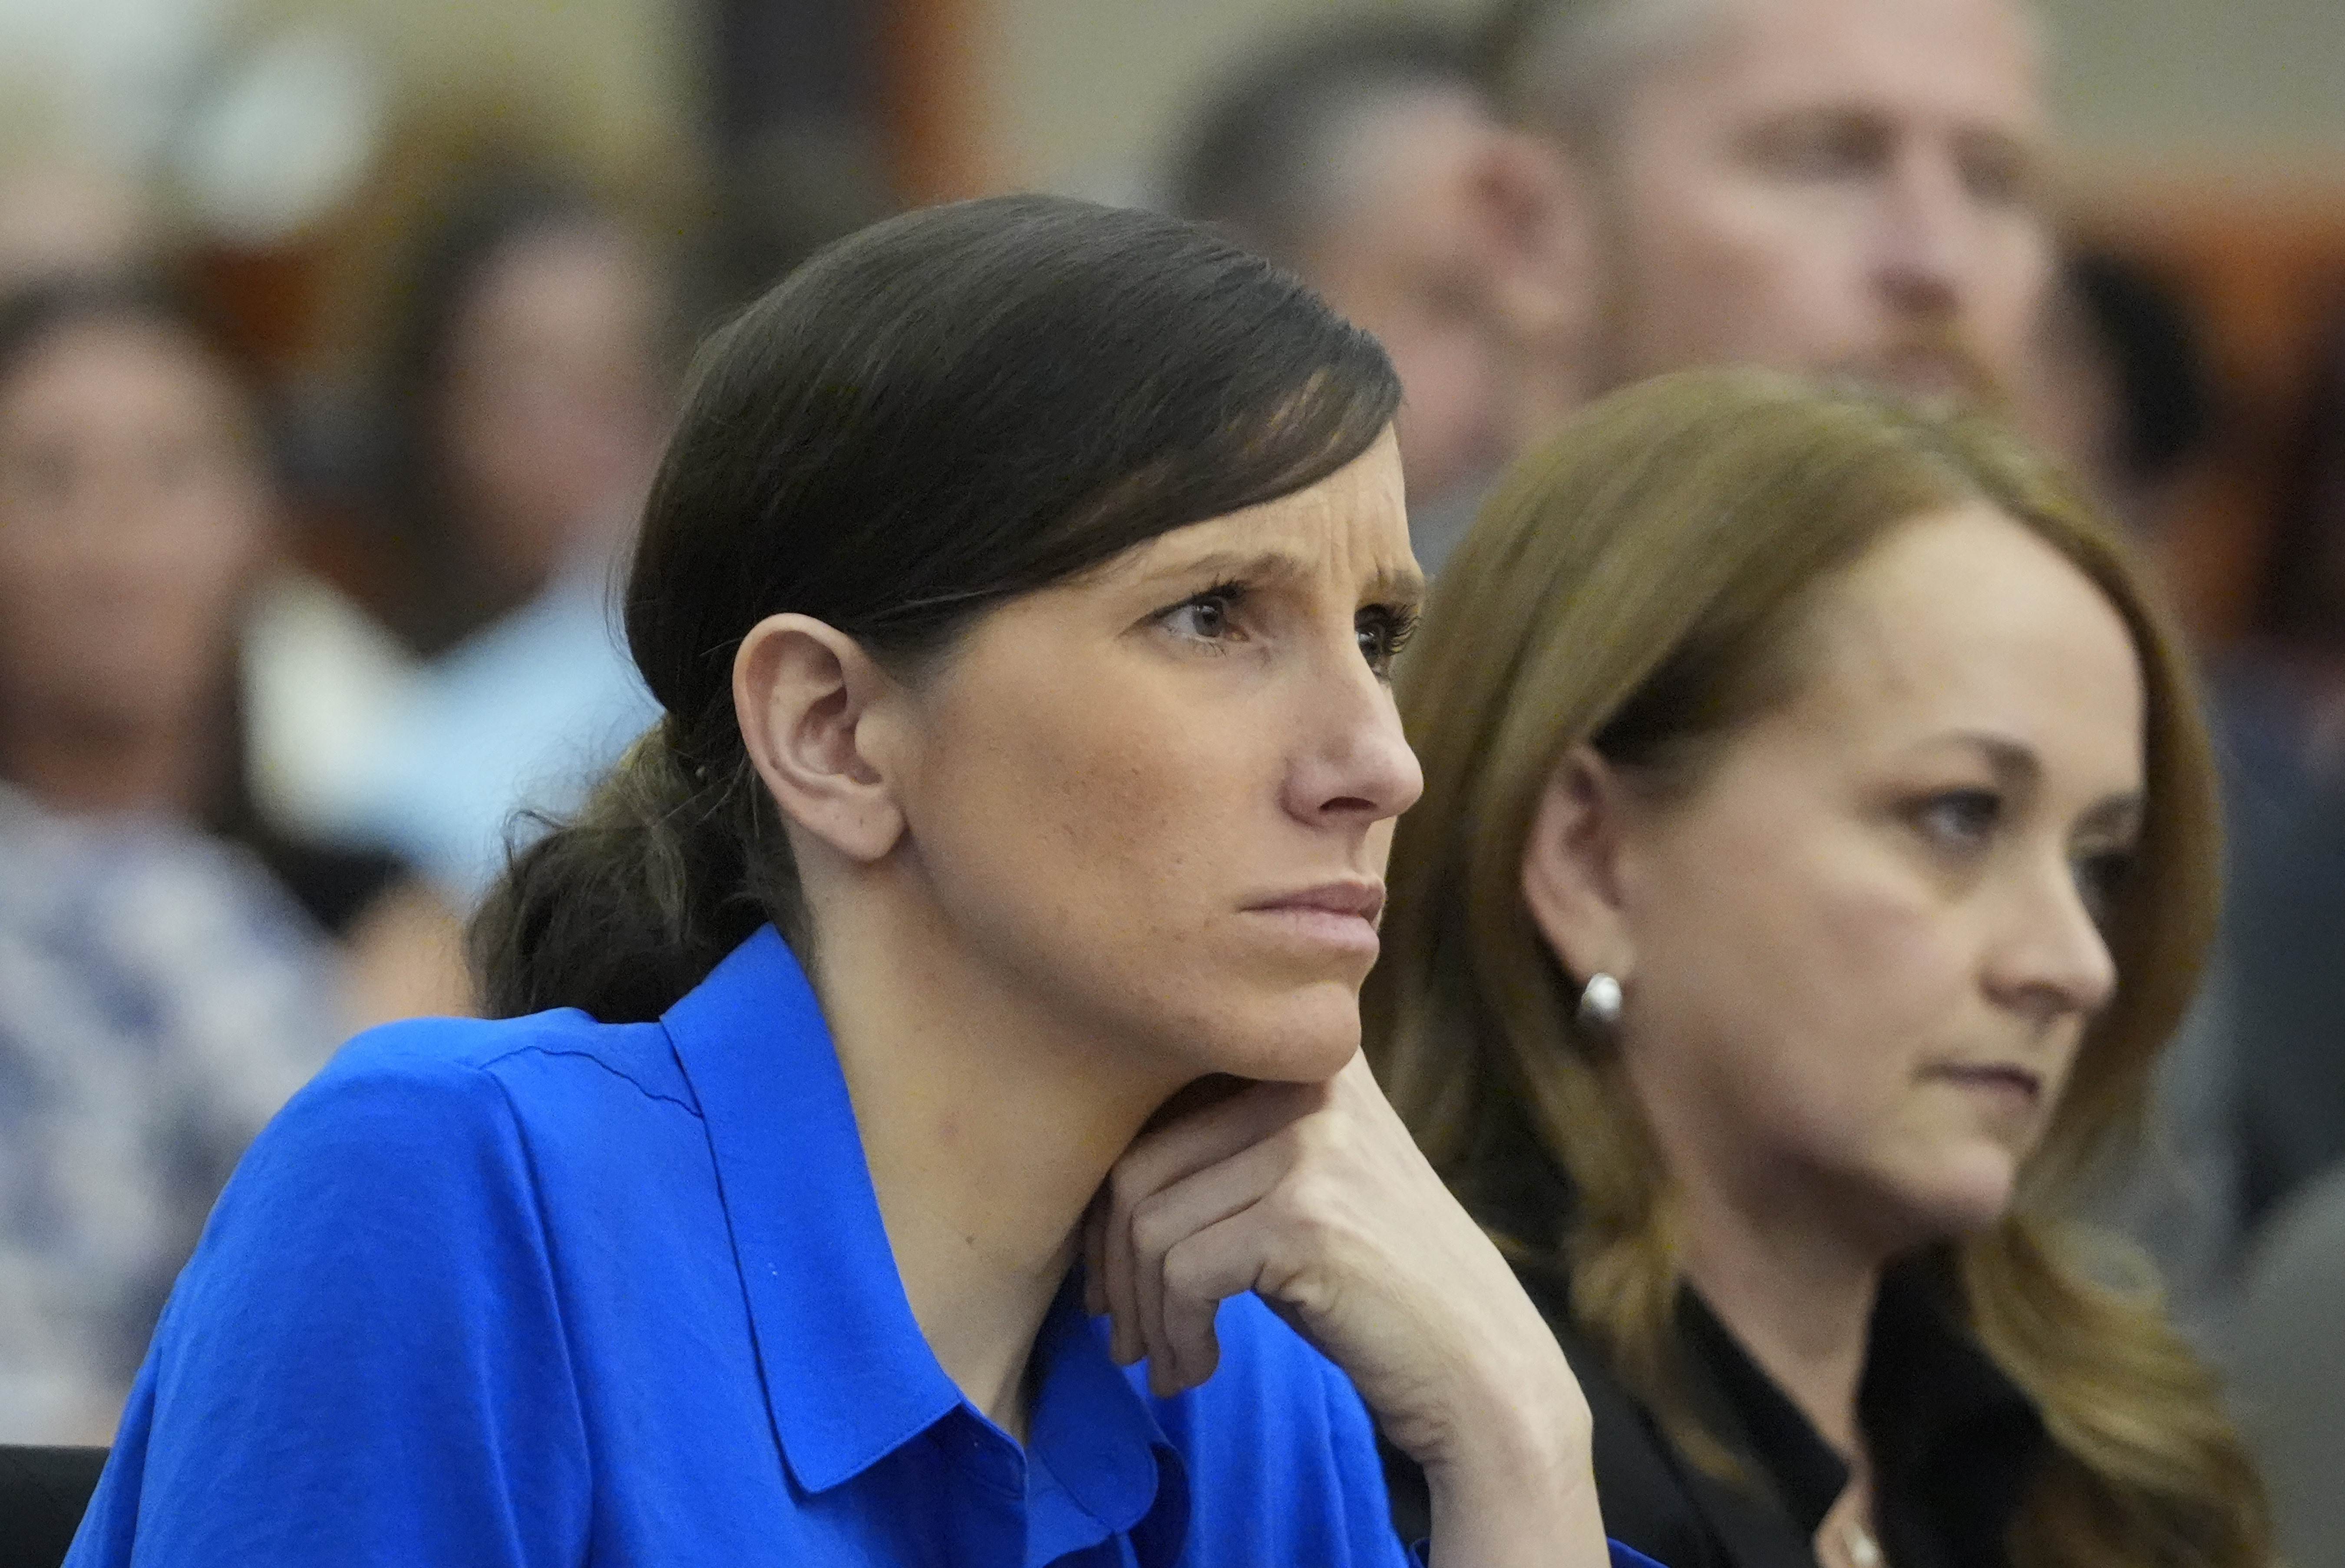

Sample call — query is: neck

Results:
[1671,1158,1886,1459]
[1,704,212,821]
[806,868,1183,1442]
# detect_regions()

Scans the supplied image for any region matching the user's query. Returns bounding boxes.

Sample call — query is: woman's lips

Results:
[1243,882,1385,955]
[1927,1062,2044,1106]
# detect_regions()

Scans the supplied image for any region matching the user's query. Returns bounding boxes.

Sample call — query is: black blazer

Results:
[1385,1259,2042,1568]
[0,1446,107,1568]
[1383,1305,1820,1568]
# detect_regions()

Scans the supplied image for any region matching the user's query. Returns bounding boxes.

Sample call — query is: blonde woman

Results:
[1370,368,2269,1568]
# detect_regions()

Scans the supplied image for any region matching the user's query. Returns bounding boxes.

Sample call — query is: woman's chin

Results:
[1196,983,1365,1084]
[1887,1151,2023,1243]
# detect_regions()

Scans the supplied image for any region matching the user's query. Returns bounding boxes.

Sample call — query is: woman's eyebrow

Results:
[1928,732,2146,836]
[2075,792,2146,841]
[1919,730,2040,788]
[1151,548,1312,588]
[1366,562,1429,607]
[1136,548,1427,605]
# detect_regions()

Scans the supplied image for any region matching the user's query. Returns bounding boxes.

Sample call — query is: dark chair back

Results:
[0,1447,107,1568]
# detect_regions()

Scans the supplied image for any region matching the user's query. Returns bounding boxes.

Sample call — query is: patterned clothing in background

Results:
[0,784,342,1443]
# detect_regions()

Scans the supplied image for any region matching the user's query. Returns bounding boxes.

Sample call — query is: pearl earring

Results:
[1577,972,1622,1028]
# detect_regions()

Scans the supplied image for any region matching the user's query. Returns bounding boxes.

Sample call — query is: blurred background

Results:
[2,0,2331,646]
[1,0,2342,1554]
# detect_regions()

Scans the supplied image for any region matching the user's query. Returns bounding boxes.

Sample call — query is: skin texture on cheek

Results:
[1616,507,2138,1251]
[878,436,1417,1090]
[1623,759,2034,1247]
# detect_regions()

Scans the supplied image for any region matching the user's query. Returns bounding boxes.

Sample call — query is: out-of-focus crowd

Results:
[2,0,2342,1557]
[0,101,671,1439]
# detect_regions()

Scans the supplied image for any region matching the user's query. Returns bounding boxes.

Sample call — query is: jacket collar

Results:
[1679,1258,2045,1566]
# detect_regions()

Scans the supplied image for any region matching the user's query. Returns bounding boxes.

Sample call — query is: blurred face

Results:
[1605,505,2142,1251]
[439,224,665,591]
[1301,93,1523,509]
[0,317,273,742]
[887,432,1424,1082]
[1593,0,2051,401]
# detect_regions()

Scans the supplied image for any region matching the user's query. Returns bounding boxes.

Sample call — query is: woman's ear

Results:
[1519,745,1639,989]
[733,613,907,865]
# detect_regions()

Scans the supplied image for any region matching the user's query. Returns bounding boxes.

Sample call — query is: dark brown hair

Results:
[472,194,1401,1023]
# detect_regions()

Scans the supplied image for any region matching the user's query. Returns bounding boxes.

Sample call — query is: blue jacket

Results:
[70,926,1658,1566]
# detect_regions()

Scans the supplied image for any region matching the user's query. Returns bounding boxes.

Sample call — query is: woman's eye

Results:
[1159,586,1242,646]
[1914,788,2002,849]
[1356,606,1419,677]
[2071,847,2135,923]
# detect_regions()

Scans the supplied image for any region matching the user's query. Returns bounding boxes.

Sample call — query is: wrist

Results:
[1418,1367,1607,1568]
[1414,1351,1591,1489]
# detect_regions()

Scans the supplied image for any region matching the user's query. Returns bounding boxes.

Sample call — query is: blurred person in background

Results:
[2234,1158,2345,1568]
[0,154,156,292]
[1483,0,2053,410]
[0,278,465,1440]
[2013,244,2247,1343]
[0,795,337,1444]
[2216,310,2345,1239]
[0,278,469,1016]
[248,177,667,904]
[1369,370,2270,1568]
[2236,308,2345,796]
[2021,248,2217,541]
[1168,20,1580,574]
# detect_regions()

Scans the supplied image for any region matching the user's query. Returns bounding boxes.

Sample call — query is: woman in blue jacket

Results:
[70,195,1648,1567]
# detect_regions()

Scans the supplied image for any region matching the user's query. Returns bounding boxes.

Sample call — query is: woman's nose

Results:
[1985,853,2120,1023]
[1281,647,1424,829]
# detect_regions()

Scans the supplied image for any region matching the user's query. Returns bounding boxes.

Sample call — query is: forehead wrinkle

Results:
[1086,432,1410,603]
[1108,540,1420,604]
[1795,522,2144,807]
[1126,545,1316,590]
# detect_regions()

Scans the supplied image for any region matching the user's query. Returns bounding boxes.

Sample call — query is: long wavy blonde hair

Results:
[1366,367,2269,1568]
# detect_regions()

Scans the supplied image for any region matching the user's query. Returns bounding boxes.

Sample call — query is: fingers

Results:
[1093,1050,1591,1495]
[1091,1062,1420,1399]
[1124,1134,1299,1393]
[1151,1204,1291,1395]
[1097,1079,1321,1363]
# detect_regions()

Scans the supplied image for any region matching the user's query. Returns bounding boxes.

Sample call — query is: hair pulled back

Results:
[473,194,1400,1022]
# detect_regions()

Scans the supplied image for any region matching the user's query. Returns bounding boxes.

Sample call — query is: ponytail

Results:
[468,718,801,1021]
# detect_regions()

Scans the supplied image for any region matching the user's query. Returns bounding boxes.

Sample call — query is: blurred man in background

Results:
[1169,23,1579,571]
[1174,0,2054,568]
[1486,0,2053,407]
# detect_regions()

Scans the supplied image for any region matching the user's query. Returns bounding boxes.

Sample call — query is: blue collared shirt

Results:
[69,927,1661,1566]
